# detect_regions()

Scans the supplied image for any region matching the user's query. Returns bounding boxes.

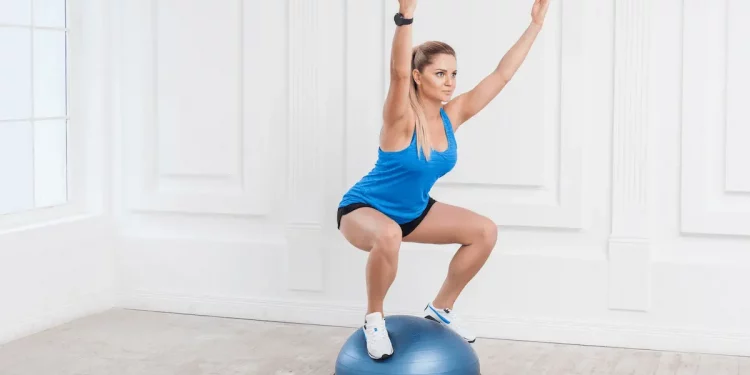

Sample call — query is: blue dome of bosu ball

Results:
[334,315,481,375]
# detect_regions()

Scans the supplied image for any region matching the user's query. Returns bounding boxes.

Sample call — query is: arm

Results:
[446,0,550,129]
[383,1,417,130]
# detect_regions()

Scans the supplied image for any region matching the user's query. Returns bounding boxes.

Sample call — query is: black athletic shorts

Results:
[336,197,437,238]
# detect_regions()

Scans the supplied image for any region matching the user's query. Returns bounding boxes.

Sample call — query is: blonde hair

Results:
[409,41,456,160]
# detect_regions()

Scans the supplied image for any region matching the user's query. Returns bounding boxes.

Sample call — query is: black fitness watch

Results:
[394,12,413,26]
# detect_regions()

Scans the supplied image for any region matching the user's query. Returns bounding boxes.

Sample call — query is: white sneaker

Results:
[423,302,476,343]
[362,312,394,360]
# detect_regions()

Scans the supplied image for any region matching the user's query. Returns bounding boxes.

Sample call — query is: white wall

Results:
[0,219,115,345]
[113,0,750,357]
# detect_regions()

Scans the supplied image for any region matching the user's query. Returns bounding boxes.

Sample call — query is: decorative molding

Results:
[120,0,275,217]
[681,0,750,237]
[608,0,652,311]
[287,0,323,226]
[286,0,344,291]
[725,0,750,193]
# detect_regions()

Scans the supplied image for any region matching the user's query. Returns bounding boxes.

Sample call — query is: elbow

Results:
[494,70,513,85]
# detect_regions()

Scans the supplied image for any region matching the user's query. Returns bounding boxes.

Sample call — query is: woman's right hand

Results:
[398,0,416,18]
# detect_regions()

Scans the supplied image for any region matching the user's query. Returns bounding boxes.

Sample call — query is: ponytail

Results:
[409,47,432,160]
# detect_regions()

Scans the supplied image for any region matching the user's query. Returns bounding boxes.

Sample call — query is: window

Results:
[0,0,68,215]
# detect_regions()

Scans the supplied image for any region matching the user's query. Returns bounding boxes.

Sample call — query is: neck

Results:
[420,97,444,121]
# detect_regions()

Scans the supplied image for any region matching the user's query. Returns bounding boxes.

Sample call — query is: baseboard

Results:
[121,290,750,357]
[0,289,115,346]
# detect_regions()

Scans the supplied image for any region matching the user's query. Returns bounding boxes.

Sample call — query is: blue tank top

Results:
[339,107,458,224]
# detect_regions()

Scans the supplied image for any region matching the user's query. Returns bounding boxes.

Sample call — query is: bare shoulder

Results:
[442,97,466,131]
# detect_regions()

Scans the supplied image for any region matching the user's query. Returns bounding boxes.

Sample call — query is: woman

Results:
[336,0,551,360]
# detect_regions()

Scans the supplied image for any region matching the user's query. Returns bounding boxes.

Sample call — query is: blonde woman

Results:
[336,0,551,360]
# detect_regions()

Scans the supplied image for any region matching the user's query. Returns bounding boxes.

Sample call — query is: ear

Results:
[412,69,422,85]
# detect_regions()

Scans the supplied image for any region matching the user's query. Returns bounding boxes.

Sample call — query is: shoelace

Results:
[365,322,388,341]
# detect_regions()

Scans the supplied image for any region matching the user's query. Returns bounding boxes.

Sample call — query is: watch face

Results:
[394,13,403,25]
[394,13,409,25]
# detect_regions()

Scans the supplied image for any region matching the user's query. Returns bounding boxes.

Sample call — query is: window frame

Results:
[0,0,109,233]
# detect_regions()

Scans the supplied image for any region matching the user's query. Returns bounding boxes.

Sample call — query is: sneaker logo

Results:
[428,305,451,324]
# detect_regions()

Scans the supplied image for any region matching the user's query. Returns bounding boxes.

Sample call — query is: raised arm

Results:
[445,0,551,129]
[382,0,417,131]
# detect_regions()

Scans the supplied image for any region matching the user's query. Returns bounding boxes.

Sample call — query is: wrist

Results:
[399,9,414,19]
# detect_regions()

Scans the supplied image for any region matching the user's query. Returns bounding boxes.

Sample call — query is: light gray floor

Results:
[0,309,748,374]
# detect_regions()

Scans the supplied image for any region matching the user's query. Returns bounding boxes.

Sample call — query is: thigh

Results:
[339,207,402,251]
[402,201,496,245]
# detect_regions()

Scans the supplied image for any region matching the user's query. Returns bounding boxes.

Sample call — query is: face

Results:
[413,53,457,103]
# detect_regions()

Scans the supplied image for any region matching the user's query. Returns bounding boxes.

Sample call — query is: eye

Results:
[436,72,444,77]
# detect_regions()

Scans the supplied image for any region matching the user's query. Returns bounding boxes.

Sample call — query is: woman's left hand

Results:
[531,0,550,26]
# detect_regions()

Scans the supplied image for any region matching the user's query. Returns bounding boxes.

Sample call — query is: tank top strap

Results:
[439,107,456,142]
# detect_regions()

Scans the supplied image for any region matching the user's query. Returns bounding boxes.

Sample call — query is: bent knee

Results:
[372,223,402,253]
[465,217,498,248]
[480,218,499,247]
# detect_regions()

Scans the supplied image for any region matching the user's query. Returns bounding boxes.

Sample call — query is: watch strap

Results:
[394,12,413,26]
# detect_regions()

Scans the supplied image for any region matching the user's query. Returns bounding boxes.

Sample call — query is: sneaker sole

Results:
[368,352,392,360]
[424,315,476,343]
